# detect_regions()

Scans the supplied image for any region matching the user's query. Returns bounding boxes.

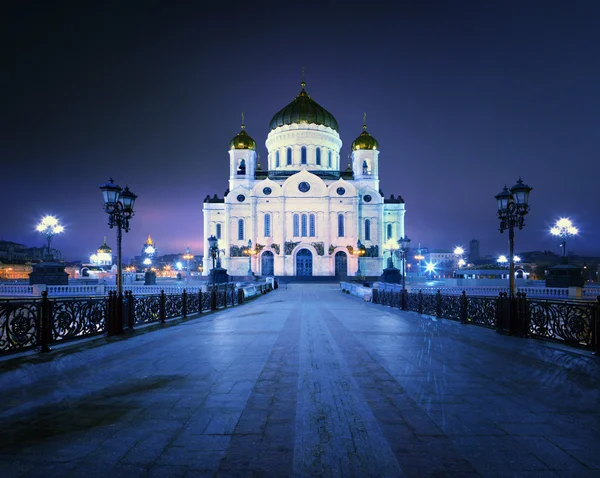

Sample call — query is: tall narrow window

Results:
[301,146,307,164]
[363,160,369,175]
[216,223,222,239]
[387,223,392,240]
[276,151,280,168]
[309,214,315,237]
[328,150,332,168]
[238,219,244,240]
[365,219,371,241]
[316,148,321,165]
[264,214,271,237]
[293,214,299,236]
[287,147,292,165]
[301,214,307,237]
[338,214,344,237]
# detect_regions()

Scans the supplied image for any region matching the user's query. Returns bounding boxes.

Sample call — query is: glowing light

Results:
[176,262,183,270]
[425,261,436,273]
[145,245,156,255]
[513,255,521,263]
[550,218,578,237]
[458,258,466,267]
[497,255,508,264]
[143,258,152,265]
[453,246,464,256]
[90,254,98,264]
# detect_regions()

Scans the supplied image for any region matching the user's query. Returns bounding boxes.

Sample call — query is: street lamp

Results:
[453,246,464,269]
[353,241,365,277]
[36,215,64,259]
[550,218,578,259]
[244,240,255,276]
[495,177,532,298]
[397,236,411,306]
[99,178,137,323]
[182,247,193,275]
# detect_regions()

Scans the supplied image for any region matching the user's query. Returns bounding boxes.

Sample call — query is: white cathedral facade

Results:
[202,81,406,277]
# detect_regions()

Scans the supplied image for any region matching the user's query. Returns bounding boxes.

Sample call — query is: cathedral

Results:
[202,81,406,277]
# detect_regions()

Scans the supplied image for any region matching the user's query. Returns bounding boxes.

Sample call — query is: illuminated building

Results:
[203,80,406,277]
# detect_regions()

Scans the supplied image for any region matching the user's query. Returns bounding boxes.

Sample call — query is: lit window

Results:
[301,146,307,164]
[387,224,392,240]
[287,148,292,165]
[365,219,371,241]
[216,223,222,239]
[338,214,344,237]
[264,214,271,237]
[309,214,315,237]
[316,148,321,165]
[276,151,280,168]
[293,214,299,236]
[301,214,307,237]
[238,219,244,240]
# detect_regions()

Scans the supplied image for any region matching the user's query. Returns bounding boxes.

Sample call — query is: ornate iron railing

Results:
[1,282,272,356]
[370,286,600,352]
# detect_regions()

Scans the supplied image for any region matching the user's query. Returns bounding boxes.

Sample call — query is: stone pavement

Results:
[0,283,599,477]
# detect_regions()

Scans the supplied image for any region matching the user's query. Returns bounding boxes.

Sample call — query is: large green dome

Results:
[269,81,338,131]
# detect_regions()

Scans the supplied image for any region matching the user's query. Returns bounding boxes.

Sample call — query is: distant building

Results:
[0,240,60,262]
[469,239,480,263]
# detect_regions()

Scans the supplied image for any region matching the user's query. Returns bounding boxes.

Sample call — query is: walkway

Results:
[0,283,599,477]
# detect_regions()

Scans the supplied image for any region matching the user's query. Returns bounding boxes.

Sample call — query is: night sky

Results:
[4,1,599,262]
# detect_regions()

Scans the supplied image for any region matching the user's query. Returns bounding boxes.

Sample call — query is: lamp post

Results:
[36,215,64,259]
[182,247,194,275]
[495,177,532,298]
[398,236,411,308]
[550,218,578,260]
[99,178,137,334]
[244,240,254,276]
[354,241,365,277]
[208,235,219,309]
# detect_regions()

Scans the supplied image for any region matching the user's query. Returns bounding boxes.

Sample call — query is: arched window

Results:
[216,223,222,239]
[293,214,299,236]
[301,214,307,237]
[264,214,271,237]
[275,151,280,168]
[387,223,392,240]
[237,158,246,175]
[328,150,332,168]
[287,148,292,165]
[362,160,369,175]
[238,219,244,240]
[338,214,344,237]
[309,214,315,237]
[301,146,307,164]
[316,148,321,165]
[365,219,371,241]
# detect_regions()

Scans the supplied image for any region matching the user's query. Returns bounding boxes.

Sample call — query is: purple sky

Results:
[4,2,599,262]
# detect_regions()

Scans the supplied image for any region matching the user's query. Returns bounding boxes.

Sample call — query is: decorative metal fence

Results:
[0,283,272,356]
[371,288,600,352]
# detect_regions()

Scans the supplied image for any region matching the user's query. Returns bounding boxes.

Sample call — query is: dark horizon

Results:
[4,2,599,261]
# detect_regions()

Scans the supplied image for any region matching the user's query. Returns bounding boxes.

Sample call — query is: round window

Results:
[364,194,372,202]
[237,194,245,202]
[263,187,272,195]
[337,187,345,196]
[298,182,311,193]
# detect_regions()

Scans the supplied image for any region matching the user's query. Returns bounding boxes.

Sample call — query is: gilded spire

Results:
[301,67,306,89]
[363,112,367,131]
[241,112,245,130]
[147,234,153,245]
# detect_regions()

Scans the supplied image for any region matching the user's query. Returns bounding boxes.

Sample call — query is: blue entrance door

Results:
[335,251,347,276]
[261,251,274,276]
[296,249,313,276]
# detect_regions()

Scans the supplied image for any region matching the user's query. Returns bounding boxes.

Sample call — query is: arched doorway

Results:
[296,249,313,276]
[335,251,347,276]
[261,251,274,276]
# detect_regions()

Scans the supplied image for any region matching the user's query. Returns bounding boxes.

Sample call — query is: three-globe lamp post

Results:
[99,178,137,334]
[397,236,411,308]
[182,247,194,275]
[36,215,64,259]
[494,177,532,298]
[550,218,578,259]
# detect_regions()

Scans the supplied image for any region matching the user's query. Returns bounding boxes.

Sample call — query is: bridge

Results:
[1,283,599,476]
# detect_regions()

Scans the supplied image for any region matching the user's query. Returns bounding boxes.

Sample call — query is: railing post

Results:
[418,290,423,315]
[115,292,124,335]
[460,291,468,324]
[516,292,529,338]
[436,290,442,318]
[223,286,228,308]
[160,290,166,323]
[593,297,600,356]
[401,289,407,310]
[39,291,52,353]
[211,287,217,310]
[107,291,115,336]
[198,290,203,313]
[496,292,512,335]
[127,291,135,330]
[238,288,244,304]
[182,289,188,319]
[372,288,379,304]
